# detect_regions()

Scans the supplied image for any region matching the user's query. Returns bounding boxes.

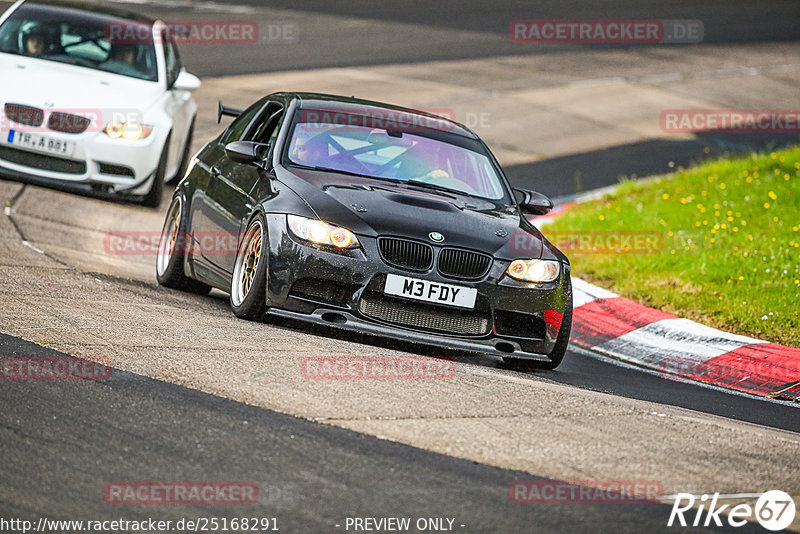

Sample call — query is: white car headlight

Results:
[104,120,153,140]
[287,215,360,249]
[506,259,560,282]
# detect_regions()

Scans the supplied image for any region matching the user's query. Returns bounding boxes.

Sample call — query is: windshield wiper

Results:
[405,179,460,196]
[305,165,376,179]
[297,164,465,198]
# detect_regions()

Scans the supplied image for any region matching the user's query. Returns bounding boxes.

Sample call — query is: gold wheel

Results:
[157,197,182,277]
[232,220,264,306]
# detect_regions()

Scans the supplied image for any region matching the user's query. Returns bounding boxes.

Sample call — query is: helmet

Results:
[20,23,58,56]
[110,43,138,62]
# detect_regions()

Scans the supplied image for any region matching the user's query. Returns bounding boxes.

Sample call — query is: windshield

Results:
[285,111,508,200]
[0,4,158,82]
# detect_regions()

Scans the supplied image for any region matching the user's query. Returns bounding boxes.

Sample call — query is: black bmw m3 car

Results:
[156,92,572,369]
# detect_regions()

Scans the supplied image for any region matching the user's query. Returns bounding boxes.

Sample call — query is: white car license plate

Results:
[8,130,75,157]
[384,274,477,309]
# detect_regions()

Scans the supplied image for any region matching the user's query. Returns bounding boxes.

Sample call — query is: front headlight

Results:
[506,259,560,282]
[104,120,153,140]
[287,215,360,249]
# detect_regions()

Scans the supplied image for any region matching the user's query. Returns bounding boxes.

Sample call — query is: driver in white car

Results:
[22,27,48,56]
[104,43,143,76]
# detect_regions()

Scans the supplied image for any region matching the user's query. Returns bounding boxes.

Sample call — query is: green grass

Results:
[546,145,800,347]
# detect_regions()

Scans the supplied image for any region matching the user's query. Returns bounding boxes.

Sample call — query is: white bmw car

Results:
[0,0,201,206]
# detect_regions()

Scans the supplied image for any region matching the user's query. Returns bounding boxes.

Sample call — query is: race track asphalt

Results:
[1,1,798,532]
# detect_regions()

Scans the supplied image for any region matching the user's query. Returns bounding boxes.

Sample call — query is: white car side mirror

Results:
[173,70,201,91]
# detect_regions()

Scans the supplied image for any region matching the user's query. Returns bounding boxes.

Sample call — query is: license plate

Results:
[8,130,75,157]
[384,273,477,309]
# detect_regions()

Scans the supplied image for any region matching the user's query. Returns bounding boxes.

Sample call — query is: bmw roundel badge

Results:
[428,232,445,242]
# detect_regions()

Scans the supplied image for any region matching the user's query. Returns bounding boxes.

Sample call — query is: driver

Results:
[105,44,142,75]
[396,141,479,194]
[396,143,451,182]
[22,28,48,57]
[110,44,137,65]
[292,138,327,167]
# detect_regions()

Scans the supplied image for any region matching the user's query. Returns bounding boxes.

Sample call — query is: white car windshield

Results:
[0,3,158,82]
[286,112,508,200]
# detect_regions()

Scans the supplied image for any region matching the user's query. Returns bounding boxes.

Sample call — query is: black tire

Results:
[168,118,195,185]
[155,193,212,295]
[141,136,169,208]
[230,213,269,321]
[503,278,573,371]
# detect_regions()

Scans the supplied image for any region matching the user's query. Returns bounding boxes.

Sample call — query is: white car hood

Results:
[0,53,163,112]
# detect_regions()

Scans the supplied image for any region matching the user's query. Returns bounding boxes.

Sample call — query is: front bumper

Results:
[268,307,554,362]
[263,214,571,361]
[0,127,165,198]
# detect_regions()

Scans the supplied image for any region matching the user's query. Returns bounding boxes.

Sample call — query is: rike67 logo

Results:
[668,490,796,531]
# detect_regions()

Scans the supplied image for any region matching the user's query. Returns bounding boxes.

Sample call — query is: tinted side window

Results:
[248,104,285,144]
[162,37,181,87]
[220,102,263,144]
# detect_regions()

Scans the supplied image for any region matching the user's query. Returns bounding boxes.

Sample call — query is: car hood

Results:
[277,167,550,261]
[0,53,163,113]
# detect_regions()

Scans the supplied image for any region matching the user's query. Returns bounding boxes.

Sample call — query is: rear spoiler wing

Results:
[217,101,243,123]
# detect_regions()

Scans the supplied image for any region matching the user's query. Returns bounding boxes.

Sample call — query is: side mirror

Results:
[224,141,270,166]
[172,70,202,91]
[514,188,553,216]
